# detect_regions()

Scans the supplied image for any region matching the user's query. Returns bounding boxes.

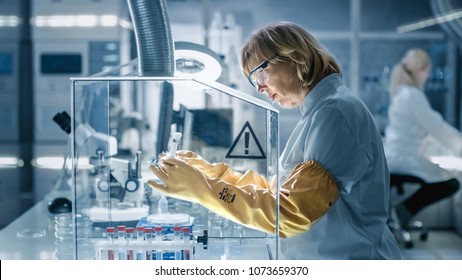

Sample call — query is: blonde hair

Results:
[389,48,430,97]
[240,21,341,88]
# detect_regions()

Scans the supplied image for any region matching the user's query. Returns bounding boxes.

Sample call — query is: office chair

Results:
[388,173,429,248]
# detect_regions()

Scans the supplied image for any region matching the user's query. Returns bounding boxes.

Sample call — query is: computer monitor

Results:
[155,82,233,156]
[188,109,233,149]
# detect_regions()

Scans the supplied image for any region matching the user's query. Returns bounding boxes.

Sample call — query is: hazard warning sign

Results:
[225,121,266,159]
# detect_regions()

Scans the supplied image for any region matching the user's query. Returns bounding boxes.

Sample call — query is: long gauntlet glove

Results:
[147,151,339,238]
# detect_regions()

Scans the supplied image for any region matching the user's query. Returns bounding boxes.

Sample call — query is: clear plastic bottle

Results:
[157,196,168,214]
[54,213,74,260]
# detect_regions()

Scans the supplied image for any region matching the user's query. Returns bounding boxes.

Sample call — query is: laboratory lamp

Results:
[174,41,223,81]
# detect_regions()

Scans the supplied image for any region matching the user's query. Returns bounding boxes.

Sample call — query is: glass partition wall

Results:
[70,76,279,260]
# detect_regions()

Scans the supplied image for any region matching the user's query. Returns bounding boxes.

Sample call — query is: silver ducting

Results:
[126,0,175,77]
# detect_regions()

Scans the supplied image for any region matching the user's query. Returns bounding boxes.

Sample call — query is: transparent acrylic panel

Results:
[71,77,279,260]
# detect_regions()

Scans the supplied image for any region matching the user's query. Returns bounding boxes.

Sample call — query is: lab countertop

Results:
[0,200,275,260]
[0,200,57,260]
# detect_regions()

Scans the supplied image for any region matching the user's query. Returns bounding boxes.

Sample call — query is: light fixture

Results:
[430,156,462,171]
[174,41,222,81]
[30,14,118,28]
[32,156,92,170]
[397,9,462,33]
[0,157,23,168]
[0,15,21,27]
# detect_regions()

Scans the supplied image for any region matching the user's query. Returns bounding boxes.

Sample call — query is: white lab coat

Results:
[384,84,462,183]
[279,74,401,259]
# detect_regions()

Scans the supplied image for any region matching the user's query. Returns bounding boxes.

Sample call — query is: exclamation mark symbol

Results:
[244,132,249,155]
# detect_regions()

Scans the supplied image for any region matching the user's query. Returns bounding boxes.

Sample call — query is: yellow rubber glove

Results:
[148,152,339,238]
[174,150,271,189]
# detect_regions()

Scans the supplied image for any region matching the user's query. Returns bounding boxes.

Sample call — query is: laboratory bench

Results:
[0,200,56,260]
[0,199,276,260]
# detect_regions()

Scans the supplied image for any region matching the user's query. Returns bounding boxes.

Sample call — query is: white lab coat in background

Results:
[279,74,401,260]
[384,84,462,183]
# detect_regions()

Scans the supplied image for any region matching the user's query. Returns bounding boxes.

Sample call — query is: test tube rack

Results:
[95,238,195,260]
[95,225,195,260]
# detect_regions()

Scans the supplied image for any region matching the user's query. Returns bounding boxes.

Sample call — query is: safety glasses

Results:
[247,60,271,88]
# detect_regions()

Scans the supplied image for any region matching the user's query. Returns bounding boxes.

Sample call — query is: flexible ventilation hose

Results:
[430,0,462,47]
[126,0,175,77]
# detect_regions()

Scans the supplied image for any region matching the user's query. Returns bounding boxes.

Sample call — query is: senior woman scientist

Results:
[148,22,401,260]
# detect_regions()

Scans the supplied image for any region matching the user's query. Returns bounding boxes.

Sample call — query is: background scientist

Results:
[384,48,461,227]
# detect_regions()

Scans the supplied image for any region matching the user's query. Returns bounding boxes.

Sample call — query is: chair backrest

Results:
[390,173,425,194]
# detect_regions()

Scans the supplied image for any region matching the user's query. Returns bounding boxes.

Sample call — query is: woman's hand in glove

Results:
[148,157,211,204]
[157,150,245,185]
[148,151,339,238]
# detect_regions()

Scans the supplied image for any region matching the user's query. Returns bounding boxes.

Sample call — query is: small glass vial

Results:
[136,226,144,240]
[117,225,126,260]
[117,225,126,241]
[154,226,163,260]
[154,226,163,242]
[106,227,115,260]
[182,227,191,260]
[125,227,134,260]
[144,227,153,260]
[135,226,145,260]
[173,226,182,260]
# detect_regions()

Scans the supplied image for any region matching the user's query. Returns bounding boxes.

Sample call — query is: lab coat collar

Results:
[397,84,422,93]
[301,73,342,115]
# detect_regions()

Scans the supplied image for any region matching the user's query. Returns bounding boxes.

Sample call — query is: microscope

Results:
[73,120,149,224]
